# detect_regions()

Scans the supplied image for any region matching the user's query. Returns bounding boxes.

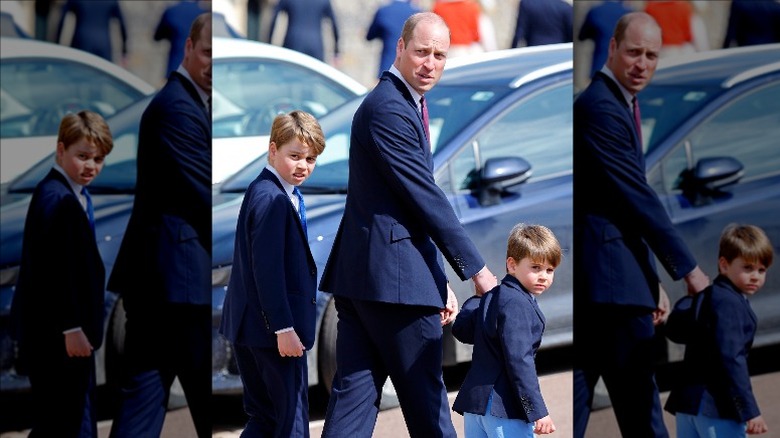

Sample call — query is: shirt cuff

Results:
[275,327,294,335]
[63,327,82,335]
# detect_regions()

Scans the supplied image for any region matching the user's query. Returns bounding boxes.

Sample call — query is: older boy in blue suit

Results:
[220,110,325,437]
[108,12,212,438]
[572,11,710,438]
[453,224,560,437]
[11,110,113,437]
[319,12,498,438]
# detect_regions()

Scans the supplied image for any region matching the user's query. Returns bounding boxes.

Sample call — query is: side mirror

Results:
[678,156,743,205]
[477,156,532,206]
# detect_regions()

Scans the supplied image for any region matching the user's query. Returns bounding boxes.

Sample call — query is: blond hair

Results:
[719,224,773,268]
[57,110,113,155]
[507,223,562,268]
[269,110,326,157]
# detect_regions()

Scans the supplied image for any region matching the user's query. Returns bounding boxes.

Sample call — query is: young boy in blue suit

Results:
[219,110,325,437]
[452,223,560,437]
[665,224,773,437]
[11,110,113,437]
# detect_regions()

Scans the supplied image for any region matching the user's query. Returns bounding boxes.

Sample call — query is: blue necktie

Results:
[81,187,95,233]
[293,186,307,238]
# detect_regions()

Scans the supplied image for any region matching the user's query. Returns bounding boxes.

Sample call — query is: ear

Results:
[55,142,65,159]
[268,142,277,164]
[718,256,729,275]
[506,257,517,275]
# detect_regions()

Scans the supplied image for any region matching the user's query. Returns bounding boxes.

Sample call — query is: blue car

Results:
[211,44,576,394]
[637,43,780,359]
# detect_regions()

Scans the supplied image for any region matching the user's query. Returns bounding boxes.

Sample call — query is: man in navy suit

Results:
[11,111,113,438]
[572,12,710,438]
[512,0,573,48]
[319,12,498,438]
[220,110,325,437]
[108,13,212,438]
[366,0,420,79]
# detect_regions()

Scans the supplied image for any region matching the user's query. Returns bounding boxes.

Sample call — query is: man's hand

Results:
[472,266,498,296]
[653,284,671,326]
[684,265,710,295]
[440,284,459,326]
[277,330,305,357]
[533,415,556,434]
[747,415,768,434]
[64,330,93,357]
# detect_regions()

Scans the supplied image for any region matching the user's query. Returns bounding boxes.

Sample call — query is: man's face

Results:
[183,21,212,93]
[394,20,450,95]
[606,18,661,95]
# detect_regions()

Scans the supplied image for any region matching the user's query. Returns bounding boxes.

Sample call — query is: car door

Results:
[435,77,574,363]
[648,79,780,352]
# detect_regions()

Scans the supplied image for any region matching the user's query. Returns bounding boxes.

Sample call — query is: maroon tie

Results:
[420,96,430,142]
[633,96,642,147]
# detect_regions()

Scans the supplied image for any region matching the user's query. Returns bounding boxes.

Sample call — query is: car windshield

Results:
[219,83,512,194]
[639,84,721,155]
[212,59,360,139]
[0,59,145,139]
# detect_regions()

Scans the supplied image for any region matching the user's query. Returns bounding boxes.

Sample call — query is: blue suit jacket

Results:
[366,0,420,78]
[108,71,211,306]
[513,0,573,48]
[573,72,696,309]
[319,71,485,307]
[665,276,760,422]
[452,275,548,422]
[219,169,317,350]
[55,0,127,61]
[268,0,339,61]
[11,169,105,362]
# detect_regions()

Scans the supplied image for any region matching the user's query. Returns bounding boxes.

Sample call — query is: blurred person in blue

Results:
[154,0,209,79]
[366,0,420,79]
[452,224,560,437]
[723,0,780,48]
[107,13,212,438]
[577,0,633,79]
[268,0,340,63]
[55,0,128,65]
[512,0,572,48]
[665,224,772,437]
[11,111,113,438]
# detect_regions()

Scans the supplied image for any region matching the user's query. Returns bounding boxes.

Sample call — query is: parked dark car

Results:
[211,44,576,395]
[637,43,780,359]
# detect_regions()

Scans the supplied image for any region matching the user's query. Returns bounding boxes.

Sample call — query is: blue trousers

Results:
[676,412,747,438]
[463,391,535,438]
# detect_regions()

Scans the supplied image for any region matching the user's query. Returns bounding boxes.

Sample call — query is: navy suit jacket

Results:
[513,0,573,48]
[573,72,696,309]
[268,0,339,61]
[366,0,420,78]
[452,275,548,421]
[665,275,760,422]
[108,71,211,306]
[319,71,484,307]
[219,169,317,350]
[11,169,105,362]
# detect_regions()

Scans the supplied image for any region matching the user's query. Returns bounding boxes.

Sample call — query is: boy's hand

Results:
[277,330,305,357]
[64,330,93,357]
[440,284,458,326]
[653,284,670,326]
[747,415,768,434]
[534,415,556,434]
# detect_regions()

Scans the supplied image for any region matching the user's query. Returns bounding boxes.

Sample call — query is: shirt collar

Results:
[389,65,424,111]
[176,64,210,109]
[265,164,294,197]
[53,163,84,196]
[600,65,635,109]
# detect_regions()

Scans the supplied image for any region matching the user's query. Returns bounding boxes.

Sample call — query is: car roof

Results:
[0,37,156,95]
[652,43,780,89]
[212,37,367,95]
[441,43,573,88]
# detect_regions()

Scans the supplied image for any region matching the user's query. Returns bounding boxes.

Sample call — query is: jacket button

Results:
[311,299,316,304]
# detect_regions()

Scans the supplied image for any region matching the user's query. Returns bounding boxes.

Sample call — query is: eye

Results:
[306,157,317,164]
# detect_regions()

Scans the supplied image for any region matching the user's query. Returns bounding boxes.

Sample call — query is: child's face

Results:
[268,139,316,186]
[507,256,555,296]
[56,138,106,186]
[719,256,767,295]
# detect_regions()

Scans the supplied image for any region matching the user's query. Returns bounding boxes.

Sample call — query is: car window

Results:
[212,59,358,139]
[660,81,780,193]
[0,59,144,138]
[438,81,573,192]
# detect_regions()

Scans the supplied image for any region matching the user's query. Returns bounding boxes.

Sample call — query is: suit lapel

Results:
[503,275,546,328]
[169,71,209,119]
[384,72,433,163]
[259,168,314,261]
[594,72,644,165]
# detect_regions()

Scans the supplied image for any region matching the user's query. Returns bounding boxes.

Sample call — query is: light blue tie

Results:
[293,186,307,238]
[81,187,95,233]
